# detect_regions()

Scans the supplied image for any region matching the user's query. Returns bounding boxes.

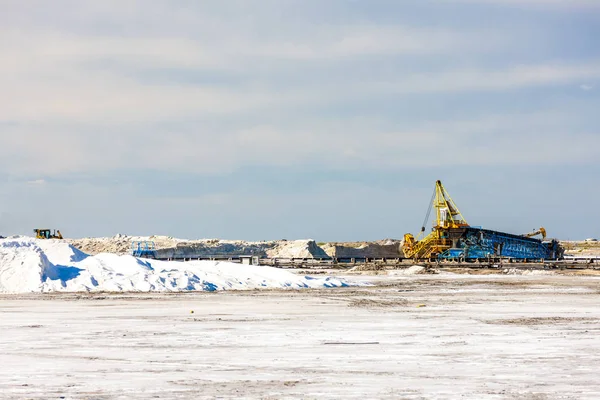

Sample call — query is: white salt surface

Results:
[0,238,355,293]
[1,276,599,399]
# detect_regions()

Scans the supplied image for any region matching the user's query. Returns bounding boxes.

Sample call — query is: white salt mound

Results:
[388,265,429,276]
[503,268,555,276]
[266,239,330,259]
[0,238,356,293]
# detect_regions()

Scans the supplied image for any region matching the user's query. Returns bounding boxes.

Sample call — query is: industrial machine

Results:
[34,229,63,239]
[522,227,546,239]
[131,241,157,259]
[402,181,562,261]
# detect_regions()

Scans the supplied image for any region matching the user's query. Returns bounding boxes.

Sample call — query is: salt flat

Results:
[1,274,599,399]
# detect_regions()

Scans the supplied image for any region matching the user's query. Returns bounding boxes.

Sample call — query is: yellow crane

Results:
[522,227,546,240]
[402,180,468,259]
[403,181,559,261]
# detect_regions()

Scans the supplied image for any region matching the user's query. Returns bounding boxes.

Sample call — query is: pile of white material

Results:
[503,268,555,276]
[266,239,330,259]
[388,265,431,276]
[0,238,354,293]
[68,235,331,259]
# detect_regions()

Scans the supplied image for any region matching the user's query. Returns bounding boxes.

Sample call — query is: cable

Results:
[420,186,436,233]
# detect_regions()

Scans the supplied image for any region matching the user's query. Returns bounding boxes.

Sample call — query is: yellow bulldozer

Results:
[34,229,63,240]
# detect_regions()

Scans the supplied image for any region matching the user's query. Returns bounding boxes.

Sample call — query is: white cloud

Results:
[375,62,600,94]
[580,84,594,91]
[0,22,487,124]
[1,108,595,178]
[440,0,600,7]
[0,1,597,179]
[26,179,47,186]
[1,28,598,124]
[1,0,593,129]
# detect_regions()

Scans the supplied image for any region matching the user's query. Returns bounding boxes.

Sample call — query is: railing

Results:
[406,233,452,259]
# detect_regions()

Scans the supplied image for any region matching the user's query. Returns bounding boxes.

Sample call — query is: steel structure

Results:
[438,228,562,260]
[403,180,469,259]
[131,241,157,258]
[402,180,562,261]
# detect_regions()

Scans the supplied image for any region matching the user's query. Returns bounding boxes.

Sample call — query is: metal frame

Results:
[403,180,562,261]
[131,241,157,258]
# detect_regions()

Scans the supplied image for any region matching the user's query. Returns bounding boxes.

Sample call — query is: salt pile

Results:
[0,238,356,293]
[266,239,330,259]
[503,268,555,276]
[68,236,332,259]
[388,265,431,276]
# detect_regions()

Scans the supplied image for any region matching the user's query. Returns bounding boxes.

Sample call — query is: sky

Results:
[0,0,599,241]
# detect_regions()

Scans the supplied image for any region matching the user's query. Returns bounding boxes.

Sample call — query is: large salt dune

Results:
[0,238,356,293]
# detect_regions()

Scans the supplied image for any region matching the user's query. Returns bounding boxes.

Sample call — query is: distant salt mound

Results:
[68,236,332,259]
[0,238,357,293]
[267,240,330,259]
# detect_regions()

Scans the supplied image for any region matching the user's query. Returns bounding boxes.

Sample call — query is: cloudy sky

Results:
[1,0,598,240]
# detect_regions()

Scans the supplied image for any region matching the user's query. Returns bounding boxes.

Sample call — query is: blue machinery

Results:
[403,180,563,261]
[438,228,562,261]
[131,241,157,258]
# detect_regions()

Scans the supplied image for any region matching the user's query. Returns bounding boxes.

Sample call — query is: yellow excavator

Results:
[34,229,63,239]
[522,227,546,239]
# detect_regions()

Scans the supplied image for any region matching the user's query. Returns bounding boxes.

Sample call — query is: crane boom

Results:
[433,180,468,229]
[522,227,546,240]
[402,180,468,259]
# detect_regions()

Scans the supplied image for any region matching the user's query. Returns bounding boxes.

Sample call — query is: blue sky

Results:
[1,0,599,240]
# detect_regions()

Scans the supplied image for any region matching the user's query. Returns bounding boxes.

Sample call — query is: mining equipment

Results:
[131,241,157,259]
[34,229,63,240]
[402,181,563,261]
[522,227,546,239]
